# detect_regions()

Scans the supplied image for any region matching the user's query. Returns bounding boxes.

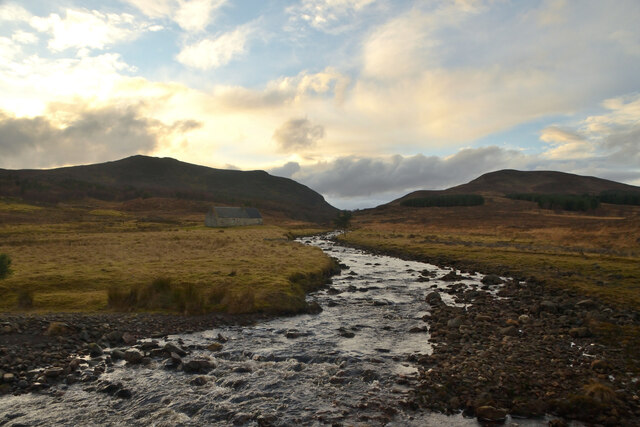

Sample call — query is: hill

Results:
[0,155,337,223]
[392,169,640,204]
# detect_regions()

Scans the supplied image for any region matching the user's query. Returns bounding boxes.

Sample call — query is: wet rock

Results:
[481,274,503,286]
[475,314,492,322]
[140,340,159,351]
[216,333,228,343]
[3,373,15,383]
[110,349,126,360]
[285,330,303,339]
[164,342,187,357]
[105,331,123,343]
[124,349,144,364]
[305,301,323,314]
[44,367,64,378]
[207,342,223,352]
[425,292,443,306]
[409,326,428,333]
[440,271,464,281]
[122,332,137,345]
[337,327,355,338]
[475,405,507,422]
[115,388,132,399]
[164,353,182,370]
[183,358,214,374]
[190,376,208,386]
[87,343,103,358]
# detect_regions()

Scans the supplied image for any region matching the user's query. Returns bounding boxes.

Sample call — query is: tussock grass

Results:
[0,219,335,314]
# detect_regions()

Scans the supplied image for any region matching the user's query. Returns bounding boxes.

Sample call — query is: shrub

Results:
[506,193,600,211]
[0,254,12,280]
[401,194,484,207]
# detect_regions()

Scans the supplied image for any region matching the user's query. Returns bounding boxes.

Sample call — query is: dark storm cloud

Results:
[272,117,324,152]
[0,104,201,169]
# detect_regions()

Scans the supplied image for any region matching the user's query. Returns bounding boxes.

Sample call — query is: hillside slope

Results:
[393,169,640,204]
[0,155,337,223]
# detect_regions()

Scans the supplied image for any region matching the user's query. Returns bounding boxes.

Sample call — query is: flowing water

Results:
[0,234,544,426]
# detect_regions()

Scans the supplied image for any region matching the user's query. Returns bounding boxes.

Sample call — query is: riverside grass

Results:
[0,218,335,314]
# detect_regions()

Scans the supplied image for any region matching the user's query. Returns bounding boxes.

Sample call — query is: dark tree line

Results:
[401,194,485,208]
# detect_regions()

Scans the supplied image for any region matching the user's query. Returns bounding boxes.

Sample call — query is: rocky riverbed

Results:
[0,234,638,426]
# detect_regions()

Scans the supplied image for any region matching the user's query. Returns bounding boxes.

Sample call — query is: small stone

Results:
[124,349,144,364]
[110,349,126,360]
[481,274,503,286]
[500,326,518,336]
[44,367,64,378]
[540,301,558,313]
[576,299,598,310]
[164,342,187,357]
[206,342,223,352]
[190,376,208,386]
[87,343,103,358]
[447,317,462,328]
[183,359,214,374]
[591,359,611,373]
[518,314,530,324]
[475,406,507,422]
[115,388,132,399]
[122,332,137,345]
[3,373,15,383]
[46,322,73,336]
[569,327,592,338]
[425,292,443,305]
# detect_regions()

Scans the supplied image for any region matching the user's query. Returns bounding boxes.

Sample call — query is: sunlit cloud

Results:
[176,25,251,70]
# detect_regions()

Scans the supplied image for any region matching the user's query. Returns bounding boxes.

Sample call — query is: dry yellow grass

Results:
[0,216,334,313]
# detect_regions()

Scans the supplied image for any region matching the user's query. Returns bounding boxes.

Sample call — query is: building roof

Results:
[211,207,262,218]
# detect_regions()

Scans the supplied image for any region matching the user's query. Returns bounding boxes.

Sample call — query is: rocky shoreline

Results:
[0,312,270,397]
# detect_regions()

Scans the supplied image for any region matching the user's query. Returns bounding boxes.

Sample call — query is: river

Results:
[0,234,546,426]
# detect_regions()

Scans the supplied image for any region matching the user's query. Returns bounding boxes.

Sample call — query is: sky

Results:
[0,0,639,209]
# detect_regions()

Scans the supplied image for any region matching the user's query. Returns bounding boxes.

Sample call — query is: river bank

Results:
[334,237,640,426]
[0,312,272,396]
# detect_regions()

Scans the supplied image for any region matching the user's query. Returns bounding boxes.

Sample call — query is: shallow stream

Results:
[0,234,545,426]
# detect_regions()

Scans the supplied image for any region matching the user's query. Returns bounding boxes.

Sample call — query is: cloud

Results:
[29,8,157,52]
[289,146,527,199]
[273,118,325,152]
[287,0,376,33]
[269,161,301,178]
[0,103,201,169]
[176,25,250,70]
[122,0,226,32]
[0,3,31,22]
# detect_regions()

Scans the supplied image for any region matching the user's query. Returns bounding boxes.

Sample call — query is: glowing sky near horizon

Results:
[0,0,639,208]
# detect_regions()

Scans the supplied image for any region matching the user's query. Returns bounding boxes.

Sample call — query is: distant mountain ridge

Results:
[0,155,338,223]
[393,169,640,204]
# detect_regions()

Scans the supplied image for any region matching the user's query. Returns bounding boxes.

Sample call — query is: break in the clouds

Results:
[0,1,639,208]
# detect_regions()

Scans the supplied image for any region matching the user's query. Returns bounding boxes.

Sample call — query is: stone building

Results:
[205,207,263,227]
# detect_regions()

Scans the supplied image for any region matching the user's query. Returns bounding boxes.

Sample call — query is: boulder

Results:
[87,343,103,358]
[122,332,137,345]
[207,342,223,352]
[46,322,73,336]
[440,271,464,281]
[569,327,592,338]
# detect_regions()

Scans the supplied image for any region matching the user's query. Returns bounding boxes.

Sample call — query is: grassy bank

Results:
[0,199,336,314]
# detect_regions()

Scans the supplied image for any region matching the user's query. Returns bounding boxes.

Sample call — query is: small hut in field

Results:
[205,207,263,227]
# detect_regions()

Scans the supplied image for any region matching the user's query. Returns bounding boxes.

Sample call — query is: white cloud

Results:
[29,9,156,52]
[287,0,376,33]
[0,3,31,22]
[175,0,227,32]
[11,30,38,44]
[122,0,226,32]
[176,26,251,70]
